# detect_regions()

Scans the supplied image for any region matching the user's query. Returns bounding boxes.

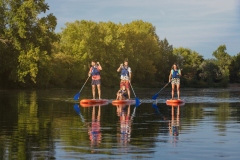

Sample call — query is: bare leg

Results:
[177,106,180,129]
[127,88,130,99]
[92,106,95,120]
[171,84,175,99]
[176,84,180,99]
[116,93,119,100]
[97,84,101,99]
[92,85,96,99]
[97,106,101,121]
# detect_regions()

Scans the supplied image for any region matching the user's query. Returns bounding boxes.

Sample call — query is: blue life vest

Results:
[91,66,100,76]
[119,89,127,97]
[121,67,129,76]
[172,126,178,136]
[172,69,180,78]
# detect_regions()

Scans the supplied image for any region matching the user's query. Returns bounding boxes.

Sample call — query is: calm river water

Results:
[0,87,240,160]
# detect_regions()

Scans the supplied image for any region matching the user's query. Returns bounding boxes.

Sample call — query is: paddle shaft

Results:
[131,107,137,121]
[74,104,85,122]
[78,76,90,93]
[129,82,137,98]
[156,81,171,95]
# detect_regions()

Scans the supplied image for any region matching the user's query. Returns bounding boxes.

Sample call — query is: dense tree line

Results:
[0,0,239,89]
[0,0,57,88]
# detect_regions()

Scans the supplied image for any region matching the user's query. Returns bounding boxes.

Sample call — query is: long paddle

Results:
[131,102,141,121]
[152,80,172,100]
[152,103,166,120]
[152,69,182,100]
[131,106,137,121]
[129,82,141,105]
[74,76,90,100]
[73,104,85,122]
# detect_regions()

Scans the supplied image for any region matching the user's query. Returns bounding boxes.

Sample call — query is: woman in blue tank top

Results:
[169,63,181,100]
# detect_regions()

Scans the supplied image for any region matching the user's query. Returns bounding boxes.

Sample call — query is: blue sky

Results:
[44,0,240,59]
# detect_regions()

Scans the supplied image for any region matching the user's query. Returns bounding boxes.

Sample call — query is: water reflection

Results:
[73,104,85,122]
[0,90,57,160]
[169,105,180,137]
[1,89,240,159]
[116,105,132,145]
[152,103,183,140]
[74,104,102,147]
[88,105,102,147]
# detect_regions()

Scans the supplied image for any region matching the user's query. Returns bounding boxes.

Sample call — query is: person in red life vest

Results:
[116,85,128,100]
[169,63,181,100]
[88,61,102,99]
[117,60,131,99]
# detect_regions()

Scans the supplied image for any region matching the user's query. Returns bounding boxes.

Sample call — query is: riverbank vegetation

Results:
[0,0,239,89]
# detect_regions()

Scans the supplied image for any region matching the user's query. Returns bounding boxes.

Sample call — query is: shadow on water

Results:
[0,89,240,159]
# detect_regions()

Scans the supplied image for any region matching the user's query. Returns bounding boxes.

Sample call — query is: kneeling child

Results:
[116,85,128,100]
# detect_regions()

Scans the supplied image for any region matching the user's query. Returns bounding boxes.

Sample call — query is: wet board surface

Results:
[80,101,109,107]
[112,99,136,105]
[80,99,109,106]
[166,99,185,106]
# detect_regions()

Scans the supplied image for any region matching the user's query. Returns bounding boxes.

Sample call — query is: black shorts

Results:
[91,79,101,85]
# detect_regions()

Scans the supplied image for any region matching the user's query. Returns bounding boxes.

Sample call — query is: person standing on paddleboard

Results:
[169,63,181,100]
[88,61,102,99]
[117,60,132,99]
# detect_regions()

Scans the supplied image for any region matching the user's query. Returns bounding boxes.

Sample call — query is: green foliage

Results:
[212,45,232,82]
[229,53,240,83]
[121,20,158,85]
[173,47,204,86]
[199,59,221,85]
[49,53,77,87]
[153,38,173,84]
[0,2,238,89]
[0,0,57,88]
[57,20,159,87]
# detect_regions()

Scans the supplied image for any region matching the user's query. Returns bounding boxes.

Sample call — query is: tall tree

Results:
[199,59,221,86]
[59,20,159,87]
[121,20,158,85]
[229,53,240,83]
[59,20,104,86]
[154,38,174,84]
[173,47,204,86]
[1,0,57,87]
[212,45,232,84]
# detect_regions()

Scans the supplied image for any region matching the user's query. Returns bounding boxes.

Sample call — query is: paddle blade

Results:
[135,97,141,107]
[74,104,80,115]
[152,103,158,109]
[152,94,158,100]
[74,92,80,100]
[152,103,161,116]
